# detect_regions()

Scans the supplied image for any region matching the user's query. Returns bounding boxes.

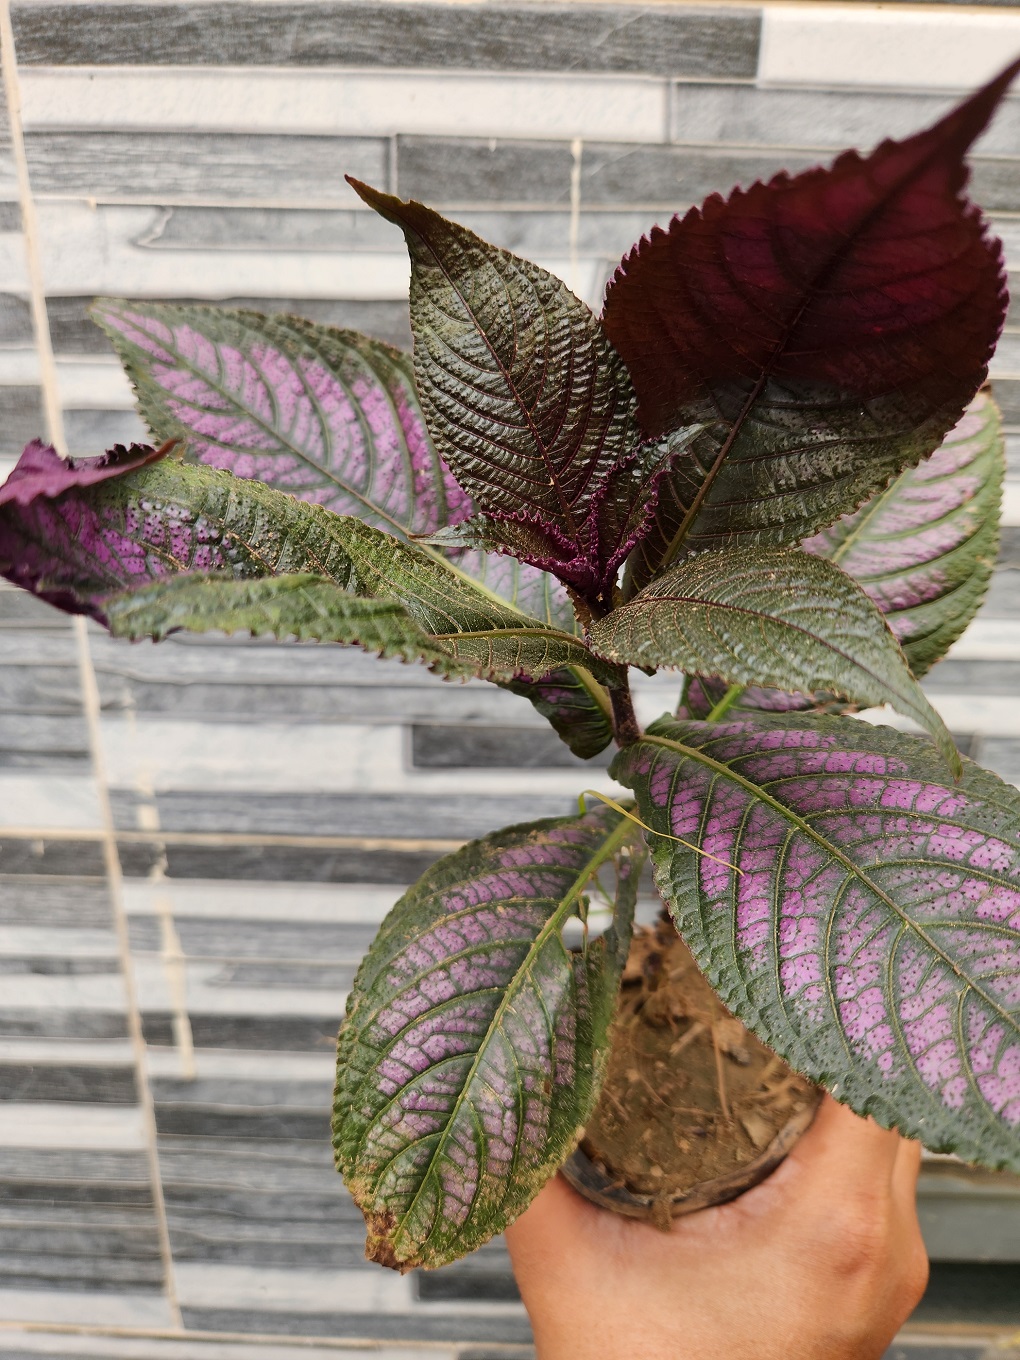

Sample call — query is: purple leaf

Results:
[333,804,640,1269]
[804,389,1005,677]
[605,62,1016,583]
[613,714,1020,1171]
[0,438,172,507]
[91,300,473,540]
[349,180,690,603]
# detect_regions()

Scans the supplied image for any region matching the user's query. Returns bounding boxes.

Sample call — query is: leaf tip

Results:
[363,1210,415,1274]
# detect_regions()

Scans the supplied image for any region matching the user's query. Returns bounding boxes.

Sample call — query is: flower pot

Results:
[563,916,822,1228]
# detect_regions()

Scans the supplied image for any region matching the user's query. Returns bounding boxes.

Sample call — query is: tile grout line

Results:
[0,0,65,455]
[73,616,184,1332]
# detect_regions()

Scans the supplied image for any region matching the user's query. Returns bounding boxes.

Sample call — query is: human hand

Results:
[504,1095,928,1360]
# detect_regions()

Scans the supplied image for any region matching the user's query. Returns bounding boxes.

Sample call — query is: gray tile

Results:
[397,136,573,206]
[419,1270,519,1304]
[64,408,150,457]
[24,131,388,203]
[990,377,1020,422]
[979,570,1020,618]
[0,592,76,628]
[0,714,88,760]
[579,142,821,207]
[0,1246,164,1292]
[155,1106,329,1141]
[922,660,1020,695]
[0,1148,148,1182]
[49,293,413,354]
[670,84,1020,158]
[0,205,21,231]
[0,385,45,456]
[0,839,106,876]
[0,956,119,976]
[120,841,439,884]
[12,3,761,78]
[977,737,1020,784]
[0,881,110,929]
[180,1310,532,1342]
[412,724,608,768]
[128,917,379,961]
[116,789,574,838]
[0,292,32,346]
[970,163,1020,215]
[0,666,83,713]
[0,1063,136,1104]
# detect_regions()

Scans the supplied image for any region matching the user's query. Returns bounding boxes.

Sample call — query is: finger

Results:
[787,1094,902,1195]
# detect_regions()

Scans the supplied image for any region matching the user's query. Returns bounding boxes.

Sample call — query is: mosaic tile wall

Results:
[1,1,1020,1356]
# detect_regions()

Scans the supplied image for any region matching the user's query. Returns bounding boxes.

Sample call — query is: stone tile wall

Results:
[1,1,1020,1355]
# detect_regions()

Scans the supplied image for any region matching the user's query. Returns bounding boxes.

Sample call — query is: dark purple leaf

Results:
[614,713,1020,1171]
[333,804,640,1269]
[605,62,1016,583]
[0,438,171,507]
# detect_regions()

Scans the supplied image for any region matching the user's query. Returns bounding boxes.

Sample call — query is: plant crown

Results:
[2,62,1020,1271]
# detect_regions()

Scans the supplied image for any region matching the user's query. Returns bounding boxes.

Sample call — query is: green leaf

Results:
[613,714,1020,1172]
[349,181,641,542]
[103,574,482,676]
[333,804,640,1269]
[589,546,959,774]
[501,666,614,760]
[804,389,1005,677]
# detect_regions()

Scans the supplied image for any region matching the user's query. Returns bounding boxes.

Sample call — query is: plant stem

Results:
[705,682,745,723]
[609,675,642,747]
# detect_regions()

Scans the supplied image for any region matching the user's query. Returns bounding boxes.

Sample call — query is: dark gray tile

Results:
[0,1063,136,1104]
[0,1148,148,1182]
[0,291,31,345]
[49,293,413,354]
[155,1106,328,1140]
[119,790,573,838]
[0,880,110,928]
[0,838,105,876]
[168,1226,370,1268]
[419,1270,520,1303]
[0,385,45,455]
[181,1309,532,1342]
[0,956,118,976]
[412,723,608,769]
[913,1263,1020,1325]
[64,408,150,457]
[884,1349,985,1360]
[397,136,573,206]
[141,1012,338,1050]
[24,132,388,203]
[12,4,760,77]
[0,1009,127,1040]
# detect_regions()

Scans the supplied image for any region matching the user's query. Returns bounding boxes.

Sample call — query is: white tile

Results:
[0,349,41,384]
[99,717,622,796]
[946,619,1020,660]
[0,1103,145,1150]
[55,359,134,409]
[760,6,1020,90]
[1002,481,1020,526]
[861,696,1020,739]
[146,1046,335,1081]
[0,457,16,486]
[0,972,127,1010]
[0,926,116,957]
[0,232,30,293]
[0,773,103,830]
[0,1037,133,1063]
[173,1261,414,1313]
[35,202,411,299]
[122,879,403,923]
[20,68,668,143]
[131,957,345,1015]
[990,332,1020,378]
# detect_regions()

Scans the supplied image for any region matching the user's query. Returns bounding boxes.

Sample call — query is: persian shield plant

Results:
[2,63,1020,1272]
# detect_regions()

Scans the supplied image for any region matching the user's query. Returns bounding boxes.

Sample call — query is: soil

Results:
[575,915,820,1227]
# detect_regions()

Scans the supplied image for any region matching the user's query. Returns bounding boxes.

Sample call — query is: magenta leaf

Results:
[350,180,694,603]
[605,62,1016,585]
[613,714,1020,1171]
[333,804,640,1269]
[804,389,1005,677]
[91,300,472,541]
